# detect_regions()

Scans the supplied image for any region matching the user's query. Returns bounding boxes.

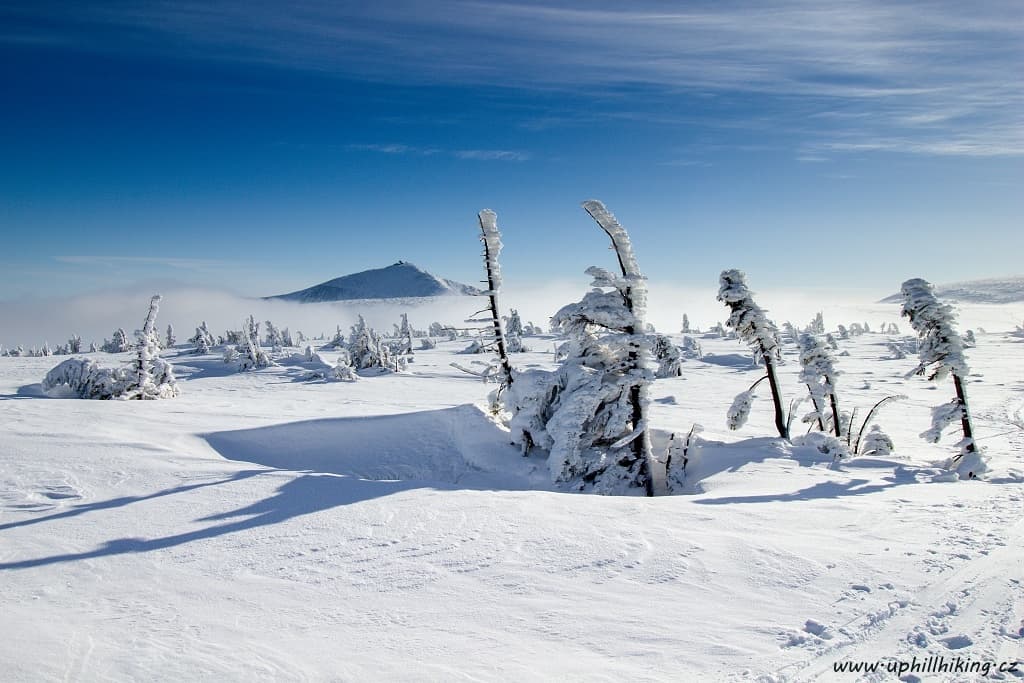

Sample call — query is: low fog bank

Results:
[2,281,1020,350]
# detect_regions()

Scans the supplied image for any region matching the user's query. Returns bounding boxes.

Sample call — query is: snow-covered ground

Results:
[2,308,1022,681]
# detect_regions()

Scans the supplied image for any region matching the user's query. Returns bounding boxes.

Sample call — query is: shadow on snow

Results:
[0,405,546,571]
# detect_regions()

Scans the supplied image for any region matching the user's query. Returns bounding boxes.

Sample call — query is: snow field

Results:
[1,319,1022,681]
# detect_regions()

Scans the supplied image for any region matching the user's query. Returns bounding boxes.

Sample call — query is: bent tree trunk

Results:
[582,200,654,497]
[762,347,789,440]
[952,372,976,454]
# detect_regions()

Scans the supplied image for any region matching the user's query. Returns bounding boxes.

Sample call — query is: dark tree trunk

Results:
[829,392,842,438]
[952,372,976,453]
[763,350,789,440]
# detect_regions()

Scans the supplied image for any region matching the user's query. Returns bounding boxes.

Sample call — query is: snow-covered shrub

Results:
[718,269,788,439]
[886,341,906,360]
[396,313,414,355]
[651,334,683,377]
[348,315,391,370]
[798,333,842,437]
[238,315,272,370]
[681,335,703,360]
[963,329,976,347]
[664,424,704,493]
[807,312,825,335]
[44,294,177,400]
[794,432,849,460]
[189,321,216,354]
[506,309,525,353]
[129,295,179,399]
[332,358,359,381]
[836,324,849,340]
[507,201,654,495]
[419,337,436,350]
[860,425,894,456]
[102,328,131,353]
[43,358,126,399]
[265,320,283,352]
[459,340,485,354]
[223,345,240,363]
[901,278,984,479]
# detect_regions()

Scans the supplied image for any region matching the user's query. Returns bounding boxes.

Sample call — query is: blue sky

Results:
[1,1,1021,301]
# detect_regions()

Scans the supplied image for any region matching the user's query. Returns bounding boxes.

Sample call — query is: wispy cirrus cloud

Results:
[348,143,529,161]
[55,255,230,272]
[4,1,1022,156]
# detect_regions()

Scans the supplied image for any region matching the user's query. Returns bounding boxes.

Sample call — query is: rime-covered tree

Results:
[238,315,272,371]
[506,309,525,353]
[41,341,53,356]
[68,335,82,354]
[189,321,215,354]
[652,334,683,377]
[718,269,788,439]
[265,321,283,351]
[900,278,984,478]
[860,425,894,456]
[165,324,175,349]
[681,314,691,334]
[808,312,825,335]
[130,295,179,398]
[397,313,413,355]
[348,315,391,370]
[103,328,131,353]
[44,295,177,400]
[476,209,514,388]
[508,201,654,495]
[798,332,842,437]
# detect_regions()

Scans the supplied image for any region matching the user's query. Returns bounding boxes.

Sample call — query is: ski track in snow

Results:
[1,311,1022,681]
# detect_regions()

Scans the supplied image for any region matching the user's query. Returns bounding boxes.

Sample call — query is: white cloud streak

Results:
[5,1,1022,156]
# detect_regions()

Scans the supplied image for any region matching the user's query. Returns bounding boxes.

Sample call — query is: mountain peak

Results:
[268,262,480,303]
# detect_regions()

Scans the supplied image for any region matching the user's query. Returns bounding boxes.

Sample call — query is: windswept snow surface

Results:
[1,308,1023,681]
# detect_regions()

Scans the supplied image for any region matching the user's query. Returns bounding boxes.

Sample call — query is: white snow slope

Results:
[268,261,480,302]
[1,306,1022,681]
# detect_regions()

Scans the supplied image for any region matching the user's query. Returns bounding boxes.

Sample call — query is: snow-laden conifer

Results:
[103,328,131,353]
[506,309,525,353]
[189,321,215,354]
[860,425,894,456]
[476,209,514,388]
[264,320,283,352]
[165,324,175,349]
[68,335,82,354]
[718,269,788,439]
[44,294,177,399]
[348,315,391,370]
[238,315,272,371]
[129,295,179,399]
[509,201,654,495]
[398,313,413,355]
[900,278,984,478]
[652,334,683,377]
[798,332,842,437]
